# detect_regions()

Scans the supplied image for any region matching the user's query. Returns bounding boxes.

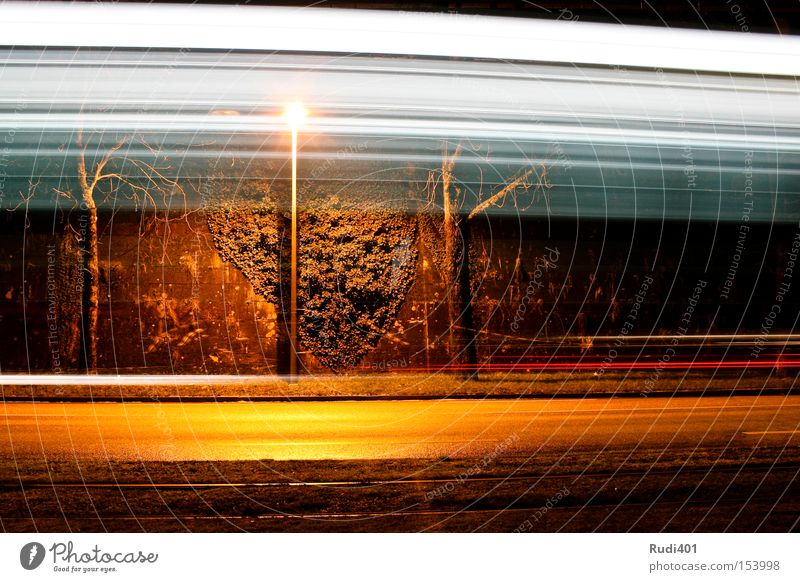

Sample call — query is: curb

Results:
[2,388,797,403]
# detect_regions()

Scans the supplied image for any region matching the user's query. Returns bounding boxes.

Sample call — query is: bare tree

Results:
[55,130,189,372]
[422,140,552,378]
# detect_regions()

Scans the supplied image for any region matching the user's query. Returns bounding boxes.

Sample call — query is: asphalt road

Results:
[2,395,799,461]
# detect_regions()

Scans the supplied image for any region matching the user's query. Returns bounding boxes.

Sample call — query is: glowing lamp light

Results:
[282,102,307,128]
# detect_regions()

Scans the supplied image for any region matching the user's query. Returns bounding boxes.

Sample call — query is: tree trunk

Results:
[457,217,478,374]
[275,316,292,375]
[79,203,99,372]
[275,212,292,376]
[76,132,99,373]
[442,153,478,379]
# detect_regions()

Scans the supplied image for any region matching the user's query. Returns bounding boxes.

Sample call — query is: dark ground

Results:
[3,447,798,532]
[2,390,798,532]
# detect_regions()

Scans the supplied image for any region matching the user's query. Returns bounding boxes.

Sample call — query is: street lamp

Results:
[283,102,307,386]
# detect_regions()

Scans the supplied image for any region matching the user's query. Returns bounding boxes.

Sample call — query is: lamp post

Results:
[283,102,307,386]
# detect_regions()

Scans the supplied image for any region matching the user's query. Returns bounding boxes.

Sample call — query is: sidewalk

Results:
[1,371,796,402]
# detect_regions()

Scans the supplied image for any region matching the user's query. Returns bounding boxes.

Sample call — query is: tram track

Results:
[3,462,799,490]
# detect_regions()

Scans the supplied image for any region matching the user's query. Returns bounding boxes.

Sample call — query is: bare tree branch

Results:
[467,168,534,220]
[466,164,552,221]
[53,129,196,371]
[91,136,130,194]
[10,180,38,212]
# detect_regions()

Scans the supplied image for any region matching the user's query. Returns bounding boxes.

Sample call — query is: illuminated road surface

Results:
[1,396,799,462]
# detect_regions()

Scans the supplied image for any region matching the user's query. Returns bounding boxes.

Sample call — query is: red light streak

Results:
[375,359,799,373]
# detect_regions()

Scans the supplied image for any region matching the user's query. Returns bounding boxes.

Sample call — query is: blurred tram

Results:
[0,3,799,376]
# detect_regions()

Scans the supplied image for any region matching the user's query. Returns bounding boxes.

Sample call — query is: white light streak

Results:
[1,3,800,76]
[0,374,282,386]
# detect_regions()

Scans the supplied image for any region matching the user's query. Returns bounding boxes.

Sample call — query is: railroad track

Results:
[3,462,798,490]
[4,463,797,532]
[5,497,797,532]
